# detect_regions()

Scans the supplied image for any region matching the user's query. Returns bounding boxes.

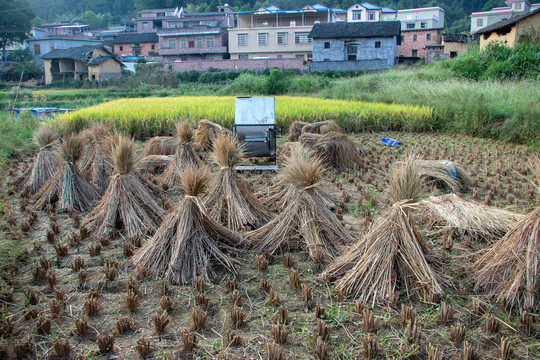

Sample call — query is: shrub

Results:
[265,69,286,95]
[450,55,484,80]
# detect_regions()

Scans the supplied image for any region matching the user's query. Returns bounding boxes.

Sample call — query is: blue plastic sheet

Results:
[441,161,457,179]
[381,137,402,146]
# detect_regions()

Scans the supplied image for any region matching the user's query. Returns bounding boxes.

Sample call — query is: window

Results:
[181,56,188,61]
[50,45,54,51]
[324,58,330,61]
[420,22,427,29]
[295,32,311,44]
[168,38,177,49]
[239,54,248,59]
[426,34,431,41]
[324,41,330,49]
[196,36,203,47]
[34,44,40,55]
[295,54,304,59]
[477,18,483,27]
[142,22,149,30]
[412,49,418,57]
[413,34,417,41]
[515,2,522,10]
[352,10,362,20]
[406,23,415,29]
[277,32,287,44]
[258,33,268,45]
[180,38,187,48]
[151,44,155,50]
[375,41,381,48]
[277,54,282,59]
[368,11,375,20]
[201,21,212,26]
[205,36,214,47]
[450,51,457,58]
[347,45,357,61]
[400,35,404,42]
[119,46,123,51]
[237,33,247,46]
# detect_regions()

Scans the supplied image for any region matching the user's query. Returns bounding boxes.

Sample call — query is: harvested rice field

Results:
[0,123,539,360]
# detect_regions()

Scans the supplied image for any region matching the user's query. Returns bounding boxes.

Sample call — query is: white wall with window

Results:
[237,33,247,46]
[258,33,268,45]
[295,32,311,44]
[196,36,203,47]
[180,38,187,48]
[277,32,287,44]
[205,36,214,47]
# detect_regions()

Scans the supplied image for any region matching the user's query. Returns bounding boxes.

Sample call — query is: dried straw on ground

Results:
[79,123,114,191]
[205,134,271,230]
[416,160,473,193]
[322,157,443,305]
[142,136,179,156]
[34,135,100,213]
[299,132,360,170]
[195,120,232,150]
[11,126,60,195]
[421,194,523,241]
[258,145,340,211]
[132,165,245,284]
[472,165,540,310]
[247,145,352,262]
[82,136,164,240]
[160,121,201,189]
[287,120,341,142]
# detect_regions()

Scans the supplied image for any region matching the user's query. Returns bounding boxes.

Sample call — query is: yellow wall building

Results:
[477,8,540,49]
[41,46,123,84]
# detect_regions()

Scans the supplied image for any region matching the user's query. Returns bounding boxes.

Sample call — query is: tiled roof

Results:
[41,46,103,61]
[113,32,158,44]
[309,21,401,39]
[476,8,540,34]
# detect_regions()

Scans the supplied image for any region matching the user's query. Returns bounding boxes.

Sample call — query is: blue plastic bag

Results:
[441,161,457,180]
[381,137,402,146]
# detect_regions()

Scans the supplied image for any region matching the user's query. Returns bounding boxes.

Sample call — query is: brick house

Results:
[112,33,159,58]
[309,21,400,72]
[396,7,445,58]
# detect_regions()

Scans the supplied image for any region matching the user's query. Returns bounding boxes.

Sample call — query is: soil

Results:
[0,131,538,359]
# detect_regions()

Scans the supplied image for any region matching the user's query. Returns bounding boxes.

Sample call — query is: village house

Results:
[309,21,400,72]
[41,46,123,84]
[41,21,91,37]
[396,7,445,58]
[476,7,540,49]
[228,5,346,61]
[346,2,397,22]
[112,33,159,58]
[441,33,479,58]
[470,0,540,32]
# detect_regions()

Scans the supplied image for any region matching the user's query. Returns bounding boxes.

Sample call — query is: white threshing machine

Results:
[233,97,278,171]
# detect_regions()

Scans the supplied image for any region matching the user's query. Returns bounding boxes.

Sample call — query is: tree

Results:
[0,0,35,59]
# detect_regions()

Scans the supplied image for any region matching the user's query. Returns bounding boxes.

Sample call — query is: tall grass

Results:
[0,111,39,163]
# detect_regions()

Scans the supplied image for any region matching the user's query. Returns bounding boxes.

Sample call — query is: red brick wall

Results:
[170,58,305,72]
[397,29,441,58]
[113,42,158,58]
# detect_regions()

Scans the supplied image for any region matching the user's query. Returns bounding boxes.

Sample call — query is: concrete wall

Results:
[313,37,396,67]
[170,58,304,72]
[442,41,474,57]
[397,7,444,30]
[88,58,122,80]
[311,59,389,72]
[479,12,540,49]
[347,4,396,22]
[229,26,313,58]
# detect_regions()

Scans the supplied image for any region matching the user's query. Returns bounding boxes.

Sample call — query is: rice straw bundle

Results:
[195,119,232,150]
[247,145,352,262]
[82,135,164,240]
[287,120,341,142]
[322,157,443,305]
[416,160,473,193]
[299,132,360,170]
[34,135,100,213]
[205,134,271,230]
[142,136,179,156]
[421,194,523,241]
[78,123,114,191]
[258,145,340,211]
[160,121,201,189]
[11,126,60,195]
[136,155,172,175]
[132,165,245,284]
[473,164,540,310]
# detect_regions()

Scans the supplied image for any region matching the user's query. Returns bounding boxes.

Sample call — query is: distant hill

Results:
[28,0,507,33]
